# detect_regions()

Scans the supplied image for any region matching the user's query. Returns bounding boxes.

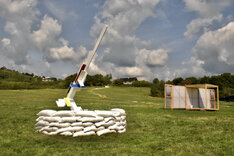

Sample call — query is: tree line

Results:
[0,67,233,98]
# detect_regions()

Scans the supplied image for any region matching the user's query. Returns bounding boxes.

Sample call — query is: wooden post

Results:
[205,85,207,109]
[185,87,187,109]
[171,86,174,109]
[217,86,219,110]
[197,88,200,108]
[164,85,166,109]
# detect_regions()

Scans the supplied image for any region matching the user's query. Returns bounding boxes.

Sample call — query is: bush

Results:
[112,79,123,86]
[132,80,152,87]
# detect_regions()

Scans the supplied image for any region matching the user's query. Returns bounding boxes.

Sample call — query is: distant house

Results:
[120,77,137,85]
[42,76,57,82]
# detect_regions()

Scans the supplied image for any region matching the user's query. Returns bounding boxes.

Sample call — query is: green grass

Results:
[0,87,233,156]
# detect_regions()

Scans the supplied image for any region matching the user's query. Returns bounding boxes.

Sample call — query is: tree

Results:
[172,77,183,85]
[113,79,123,86]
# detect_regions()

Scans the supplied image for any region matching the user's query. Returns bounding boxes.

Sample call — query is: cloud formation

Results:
[87,0,170,80]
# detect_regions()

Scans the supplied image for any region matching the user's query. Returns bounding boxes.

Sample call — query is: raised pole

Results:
[86,24,108,70]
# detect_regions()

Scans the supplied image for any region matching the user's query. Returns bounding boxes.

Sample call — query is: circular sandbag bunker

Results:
[36,108,126,137]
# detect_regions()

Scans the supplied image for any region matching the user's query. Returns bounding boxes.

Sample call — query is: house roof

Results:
[120,77,137,82]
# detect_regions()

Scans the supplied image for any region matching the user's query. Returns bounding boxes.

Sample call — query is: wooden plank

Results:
[205,85,207,109]
[217,86,220,110]
[197,88,200,108]
[171,86,174,109]
[185,87,187,109]
[164,84,166,109]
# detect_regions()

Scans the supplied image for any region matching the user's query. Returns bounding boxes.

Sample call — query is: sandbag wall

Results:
[36,109,126,137]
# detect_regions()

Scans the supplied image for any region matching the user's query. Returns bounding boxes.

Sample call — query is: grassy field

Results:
[0,87,233,156]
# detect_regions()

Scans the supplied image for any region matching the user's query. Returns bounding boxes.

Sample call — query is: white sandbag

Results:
[95,126,105,132]
[95,110,114,117]
[68,126,83,132]
[118,128,126,133]
[111,108,126,115]
[37,110,56,116]
[42,130,49,135]
[95,120,114,127]
[52,110,74,117]
[71,122,83,127]
[42,131,58,135]
[120,116,126,120]
[111,111,121,117]
[36,120,49,126]
[108,124,118,130]
[60,131,73,136]
[60,117,79,122]
[57,126,83,133]
[104,117,114,122]
[36,116,44,121]
[49,122,70,128]
[36,125,44,130]
[83,125,97,132]
[39,126,58,132]
[82,122,93,127]
[75,111,97,117]
[120,120,126,125]
[96,129,113,136]
[43,117,61,122]
[73,131,96,137]
[114,116,121,121]
[81,116,104,122]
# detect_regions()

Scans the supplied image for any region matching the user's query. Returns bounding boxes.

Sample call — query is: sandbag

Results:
[36,120,49,126]
[52,110,74,117]
[104,117,114,122]
[43,117,61,122]
[37,110,56,116]
[97,129,114,136]
[57,126,83,133]
[81,116,104,122]
[73,131,96,137]
[111,108,126,115]
[36,116,44,121]
[95,126,105,132]
[111,111,121,117]
[42,131,58,135]
[71,122,83,127]
[114,116,121,121]
[60,131,73,136]
[36,125,44,130]
[39,126,58,132]
[49,122,71,128]
[82,122,93,127]
[95,120,114,127]
[95,110,114,117]
[118,128,126,133]
[120,116,126,120]
[83,125,97,132]
[75,111,97,117]
[60,117,79,122]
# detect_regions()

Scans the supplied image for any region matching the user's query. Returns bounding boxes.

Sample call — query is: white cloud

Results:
[183,0,231,17]
[178,21,234,78]
[85,0,170,80]
[191,22,234,73]
[32,15,61,51]
[138,48,169,67]
[1,38,11,47]
[184,14,223,39]
[183,0,231,39]
[43,1,78,22]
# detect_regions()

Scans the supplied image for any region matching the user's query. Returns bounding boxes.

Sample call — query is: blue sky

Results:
[0,0,233,81]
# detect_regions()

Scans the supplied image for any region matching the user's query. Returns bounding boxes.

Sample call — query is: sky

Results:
[0,0,234,81]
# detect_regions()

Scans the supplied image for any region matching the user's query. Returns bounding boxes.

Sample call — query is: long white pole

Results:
[85,24,108,69]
